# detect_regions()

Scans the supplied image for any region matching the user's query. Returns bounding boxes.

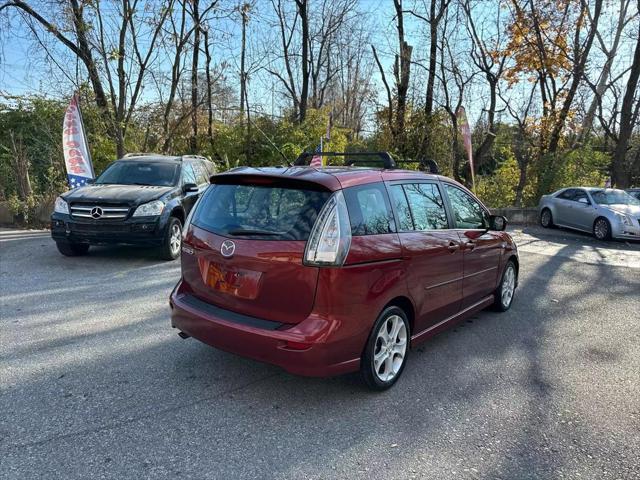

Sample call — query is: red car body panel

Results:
[170,167,519,377]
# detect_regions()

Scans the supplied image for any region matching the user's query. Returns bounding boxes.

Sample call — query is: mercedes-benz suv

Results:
[51,154,214,260]
[170,154,519,390]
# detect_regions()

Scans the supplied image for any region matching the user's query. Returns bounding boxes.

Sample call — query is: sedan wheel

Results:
[540,209,553,228]
[593,218,611,241]
[361,307,409,390]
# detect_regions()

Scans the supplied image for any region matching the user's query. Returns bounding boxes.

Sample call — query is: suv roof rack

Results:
[293,151,439,174]
[122,152,167,158]
[181,154,210,162]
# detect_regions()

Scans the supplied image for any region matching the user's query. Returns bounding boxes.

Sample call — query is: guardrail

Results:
[491,207,538,225]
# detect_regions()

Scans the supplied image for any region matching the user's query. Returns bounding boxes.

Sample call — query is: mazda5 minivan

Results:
[170,161,518,389]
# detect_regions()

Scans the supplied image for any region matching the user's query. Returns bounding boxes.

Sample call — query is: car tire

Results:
[56,241,90,257]
[593,217,611,241]
[540,208,554,228]
[493,260,517,312]
[361,306,410,391]
[159,217,182,260]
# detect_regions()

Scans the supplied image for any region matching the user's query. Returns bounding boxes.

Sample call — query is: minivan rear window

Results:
[191,184,331,240]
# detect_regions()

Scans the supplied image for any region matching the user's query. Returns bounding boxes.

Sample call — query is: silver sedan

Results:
[538,187,640,240]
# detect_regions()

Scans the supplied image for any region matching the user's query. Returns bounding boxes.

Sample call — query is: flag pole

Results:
[320,136,324,167]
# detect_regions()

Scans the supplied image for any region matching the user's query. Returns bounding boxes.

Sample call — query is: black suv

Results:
[51,154,214,260]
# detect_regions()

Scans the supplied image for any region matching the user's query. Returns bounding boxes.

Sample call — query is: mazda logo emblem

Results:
[90,207,103,219]
[220,240,236,258]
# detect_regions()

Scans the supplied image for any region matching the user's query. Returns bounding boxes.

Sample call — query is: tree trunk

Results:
[239,4,248,128]
[190,0,201,153]
[612,18,640,188]
[296,0,310,123]
[425,0,437,115]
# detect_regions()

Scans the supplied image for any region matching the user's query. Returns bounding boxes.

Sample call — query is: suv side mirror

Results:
[490,215,507,231]
[182,182,198,193]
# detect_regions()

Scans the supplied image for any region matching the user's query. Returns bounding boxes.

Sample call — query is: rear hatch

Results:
[181,175,333,324]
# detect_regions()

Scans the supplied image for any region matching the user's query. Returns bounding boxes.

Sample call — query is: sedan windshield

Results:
[590,189,640,206]
[95,161,180,187]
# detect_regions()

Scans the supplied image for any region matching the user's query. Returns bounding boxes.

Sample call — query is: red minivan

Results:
[170,160,518,390]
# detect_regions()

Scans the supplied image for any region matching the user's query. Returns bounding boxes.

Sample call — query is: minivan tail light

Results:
[304,190,351,266]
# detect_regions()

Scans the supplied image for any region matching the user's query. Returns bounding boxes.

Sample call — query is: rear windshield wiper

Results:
[228,228,283,236]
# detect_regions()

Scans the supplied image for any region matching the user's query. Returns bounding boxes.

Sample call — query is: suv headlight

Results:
[133,200,165,217]
[54,196,69,215]
[614,212,633,227]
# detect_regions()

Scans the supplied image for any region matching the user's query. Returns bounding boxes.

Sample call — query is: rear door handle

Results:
[464,241,476,251]
[447,241,460,253]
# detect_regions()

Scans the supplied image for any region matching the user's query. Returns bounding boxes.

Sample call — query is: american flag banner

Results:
[63,93,95,188]
[310,141,323,168]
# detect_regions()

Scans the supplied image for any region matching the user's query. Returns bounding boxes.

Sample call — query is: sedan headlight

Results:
[614,212,633,227]
[133,200,165,217]
[54,196,69,215]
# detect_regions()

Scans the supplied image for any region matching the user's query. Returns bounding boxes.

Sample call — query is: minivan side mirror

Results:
[489,215,507,231]
[182,182,198,193]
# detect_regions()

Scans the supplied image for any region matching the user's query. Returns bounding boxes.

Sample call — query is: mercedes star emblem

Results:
[90,207,103,219]
[220,240,236,258]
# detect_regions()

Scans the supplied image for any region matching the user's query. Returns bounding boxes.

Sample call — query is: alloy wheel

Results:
[373,315,408,382]
[541,210,551,228]
[501,264,516,308]
[594,219,609,240]
[170,223,182,256]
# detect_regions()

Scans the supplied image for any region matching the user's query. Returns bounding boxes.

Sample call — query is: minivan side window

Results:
[392,183,448,231]
[343,183,395,235]
[444,184,487,229]
[388,185,414,231]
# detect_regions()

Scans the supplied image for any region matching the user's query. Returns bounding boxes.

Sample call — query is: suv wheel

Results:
[493,260,517,311]
[56,241,90,257]
[361,306,409,391]
[160,217,182,260]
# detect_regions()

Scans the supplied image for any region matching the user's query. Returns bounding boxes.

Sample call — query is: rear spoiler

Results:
[293,151,439,174]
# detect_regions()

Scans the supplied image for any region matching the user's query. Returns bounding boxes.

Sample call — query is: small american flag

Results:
[310,143,323,168]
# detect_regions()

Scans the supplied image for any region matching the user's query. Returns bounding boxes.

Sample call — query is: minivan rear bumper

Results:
[169,280,361,377]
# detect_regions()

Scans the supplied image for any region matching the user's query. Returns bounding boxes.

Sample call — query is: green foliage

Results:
[0,94,617,219]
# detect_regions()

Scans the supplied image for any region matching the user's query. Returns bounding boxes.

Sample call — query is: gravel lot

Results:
[1,226,639,479]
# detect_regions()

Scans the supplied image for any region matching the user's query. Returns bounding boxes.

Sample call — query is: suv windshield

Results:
[591,190,640,206]
[95,161,180,187]
[191,183,331,240]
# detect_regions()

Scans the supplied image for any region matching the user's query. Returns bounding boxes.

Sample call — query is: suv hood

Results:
[62,184,174,206]
[603,204,640,216]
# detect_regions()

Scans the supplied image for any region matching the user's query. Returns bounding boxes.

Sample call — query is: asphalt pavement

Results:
[1,226,639,479]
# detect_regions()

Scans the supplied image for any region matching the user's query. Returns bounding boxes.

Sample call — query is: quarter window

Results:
[444,184,487,229]
[343,183,395,235]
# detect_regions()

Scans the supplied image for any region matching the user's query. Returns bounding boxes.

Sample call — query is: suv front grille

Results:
[70,204,130,220]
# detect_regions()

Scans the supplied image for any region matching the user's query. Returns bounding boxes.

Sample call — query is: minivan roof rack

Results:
[293,151,440,174]
[294,151,397,169]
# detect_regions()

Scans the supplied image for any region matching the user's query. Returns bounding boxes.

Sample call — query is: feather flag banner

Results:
[63,93,95,188]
